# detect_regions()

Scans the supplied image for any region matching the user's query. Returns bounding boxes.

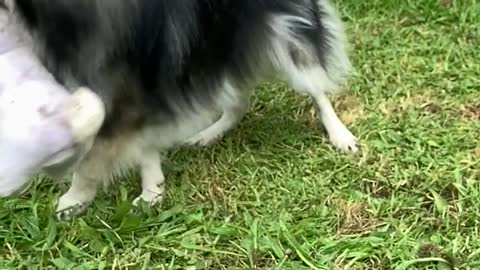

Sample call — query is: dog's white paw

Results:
[329,127,358,153]
[55,193,91,221]
[132,188,164,207]
[185,130,223,146]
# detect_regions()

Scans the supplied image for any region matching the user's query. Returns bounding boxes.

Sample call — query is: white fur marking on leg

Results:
[315,93,358,153]
[132,150,165,206]
[56,173,98,221]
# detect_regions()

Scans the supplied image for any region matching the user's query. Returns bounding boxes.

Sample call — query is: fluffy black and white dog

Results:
[3,0,358,220]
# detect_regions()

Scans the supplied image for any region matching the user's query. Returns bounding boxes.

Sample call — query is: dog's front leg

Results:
[133,150,165,207]
[55,171,98,221]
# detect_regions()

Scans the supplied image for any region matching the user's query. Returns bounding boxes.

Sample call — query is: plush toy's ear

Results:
[68,87,106,143]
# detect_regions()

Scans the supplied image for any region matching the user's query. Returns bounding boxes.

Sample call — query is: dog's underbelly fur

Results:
[79,104,222,182]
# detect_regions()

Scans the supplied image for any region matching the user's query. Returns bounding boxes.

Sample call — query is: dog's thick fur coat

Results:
[4,0,357,219]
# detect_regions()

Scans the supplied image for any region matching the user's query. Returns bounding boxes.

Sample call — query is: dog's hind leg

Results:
[132,149,165,206]
[268,2,358,153]
[301,71,358,153]
[287,63,358,153]
[185,80,250,146]
[284,64,358,153]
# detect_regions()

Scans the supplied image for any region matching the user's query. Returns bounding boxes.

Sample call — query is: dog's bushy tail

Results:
[266,0,352,94]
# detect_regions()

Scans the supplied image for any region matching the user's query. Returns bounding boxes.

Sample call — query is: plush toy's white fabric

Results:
[0,10,105,197]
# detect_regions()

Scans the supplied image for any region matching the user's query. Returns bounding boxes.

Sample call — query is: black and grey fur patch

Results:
[13,0,346,137]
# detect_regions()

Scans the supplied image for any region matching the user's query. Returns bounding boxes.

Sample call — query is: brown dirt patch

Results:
[332,95,366,126]
[459,105,480,120]
[333,199,380,235]
[439,0,453,8]
[382,94,437,116]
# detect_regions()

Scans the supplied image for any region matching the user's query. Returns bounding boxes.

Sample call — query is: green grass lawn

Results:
[1,0,479,269]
